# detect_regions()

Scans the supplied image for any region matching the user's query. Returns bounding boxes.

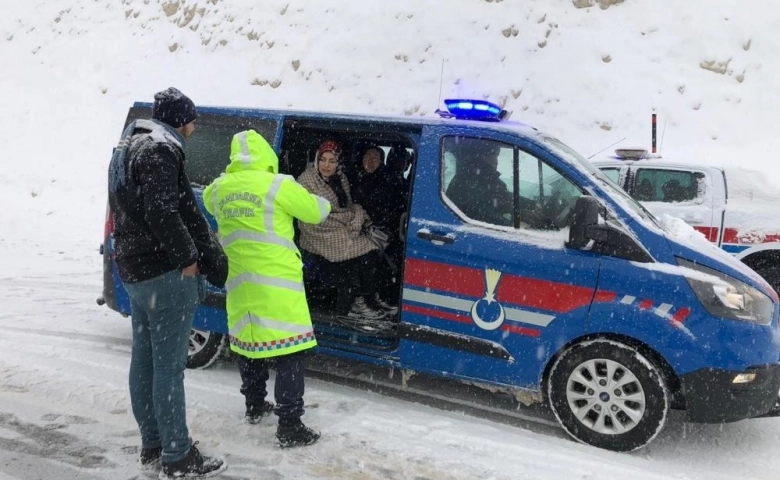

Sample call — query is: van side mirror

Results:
[566,195,654,262]
[566,195,600,249]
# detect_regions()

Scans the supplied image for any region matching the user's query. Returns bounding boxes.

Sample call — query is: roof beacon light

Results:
[441,98,507,121]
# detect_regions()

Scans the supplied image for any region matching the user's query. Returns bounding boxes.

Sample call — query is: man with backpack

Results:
[108,87,227,478]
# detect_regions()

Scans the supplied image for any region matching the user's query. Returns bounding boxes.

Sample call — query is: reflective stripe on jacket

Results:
[203,130,331,359]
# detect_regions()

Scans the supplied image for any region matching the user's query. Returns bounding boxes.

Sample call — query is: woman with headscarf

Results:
[296,141,395,319]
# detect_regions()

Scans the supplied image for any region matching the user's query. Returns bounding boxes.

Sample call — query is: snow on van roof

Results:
[132,101,541,135]
[722,166,780,235]
[723,166,779,202]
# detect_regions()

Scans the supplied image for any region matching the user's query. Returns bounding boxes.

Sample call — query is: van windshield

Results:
[539,135,663,229]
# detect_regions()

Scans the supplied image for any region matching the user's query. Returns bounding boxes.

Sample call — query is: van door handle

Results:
[417,229,455,245]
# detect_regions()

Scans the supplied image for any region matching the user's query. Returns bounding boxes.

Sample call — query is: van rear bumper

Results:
[681,365,780,423]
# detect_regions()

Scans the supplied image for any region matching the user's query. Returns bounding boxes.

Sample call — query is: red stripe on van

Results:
[722,228,739,244]
[672,307,691,324]
[496,276,598,314]
[693,226,718,243]
[501,324,541,338]
[403,304,472,324]
[406,258,603,314]
[722,228,780,244]
[403,304,541,338]
[638,299,654,310]
[404,258,485,298]
[594,290,617,303]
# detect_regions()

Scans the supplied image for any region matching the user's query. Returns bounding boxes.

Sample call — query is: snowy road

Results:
[0,261,779,480]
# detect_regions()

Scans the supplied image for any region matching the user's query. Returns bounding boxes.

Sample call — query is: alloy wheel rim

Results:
[565,358,646,435]
[189,329,210,355]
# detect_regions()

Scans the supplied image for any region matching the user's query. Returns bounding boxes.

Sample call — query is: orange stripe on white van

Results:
[722,228,780,244]
[693,226,718,242]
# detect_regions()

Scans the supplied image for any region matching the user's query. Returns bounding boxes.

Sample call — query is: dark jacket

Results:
[446,163,513,226]
[108,119,227,286]
[352,165,405,232]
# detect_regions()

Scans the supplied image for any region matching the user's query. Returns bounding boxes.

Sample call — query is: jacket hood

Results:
[226,130,278,174]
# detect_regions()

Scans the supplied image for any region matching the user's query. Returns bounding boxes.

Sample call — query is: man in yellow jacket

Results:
[203,130,331,448]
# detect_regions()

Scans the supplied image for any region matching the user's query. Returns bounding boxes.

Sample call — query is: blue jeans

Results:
[124,270,200,463]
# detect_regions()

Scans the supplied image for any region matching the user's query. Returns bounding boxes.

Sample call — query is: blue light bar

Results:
[443,98,504,121]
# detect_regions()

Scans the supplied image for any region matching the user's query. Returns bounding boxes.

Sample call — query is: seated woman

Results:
[296,140,396,320]
[352,144,406,302]
[353,144,406,239]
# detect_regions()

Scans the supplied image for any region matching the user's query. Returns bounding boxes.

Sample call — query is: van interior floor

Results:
[312,310,399,343]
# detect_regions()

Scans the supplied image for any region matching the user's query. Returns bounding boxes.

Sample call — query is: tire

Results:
[187,329,226,370]
[547,339,669,452]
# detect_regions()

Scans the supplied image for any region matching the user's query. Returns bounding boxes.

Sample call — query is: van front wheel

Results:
[187,329,226,369]
[548,339,669,452]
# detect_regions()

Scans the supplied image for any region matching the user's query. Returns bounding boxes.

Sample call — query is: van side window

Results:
[519,153,583,230]
[441,136,583,231]
[600,168,620,184]
[633,169,703,204]
[442,137,514,226]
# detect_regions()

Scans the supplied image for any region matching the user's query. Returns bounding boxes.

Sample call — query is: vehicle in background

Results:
[98,101,780,452]
[593,150,780,294]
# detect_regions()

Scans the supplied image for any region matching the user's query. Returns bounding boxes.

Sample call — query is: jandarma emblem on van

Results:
[402,259,557,338]
[470,268,506,331]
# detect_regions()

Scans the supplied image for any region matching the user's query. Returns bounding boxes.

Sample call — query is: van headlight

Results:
[677,258,773,326]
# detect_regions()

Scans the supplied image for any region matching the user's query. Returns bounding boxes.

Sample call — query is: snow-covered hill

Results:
[2,1,780,478]
[4,0,779,253]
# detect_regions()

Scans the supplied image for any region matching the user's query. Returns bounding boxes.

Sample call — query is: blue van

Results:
[99,99,780,452]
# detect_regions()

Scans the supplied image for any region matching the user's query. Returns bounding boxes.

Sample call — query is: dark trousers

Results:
[237,351,306,420]
[302,250,383,315]
[334,252,382,314]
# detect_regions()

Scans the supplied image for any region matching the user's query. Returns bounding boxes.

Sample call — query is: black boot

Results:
[139,446,162,471]
[245,400,275,424]
[275,418,320,448]
[159,441,226,479]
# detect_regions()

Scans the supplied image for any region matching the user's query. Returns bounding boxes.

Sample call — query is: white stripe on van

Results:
[654,303,673,318]
[402,288,555,328]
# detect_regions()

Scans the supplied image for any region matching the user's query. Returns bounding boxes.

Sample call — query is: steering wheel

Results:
[539,194,573,229]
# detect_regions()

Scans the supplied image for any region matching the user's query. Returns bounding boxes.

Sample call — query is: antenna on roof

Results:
[436,59,445,110]
[587,137,626,159]
[659,119,667,155]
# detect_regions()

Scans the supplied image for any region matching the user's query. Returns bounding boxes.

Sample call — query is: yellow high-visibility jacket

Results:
[203,130,331,359]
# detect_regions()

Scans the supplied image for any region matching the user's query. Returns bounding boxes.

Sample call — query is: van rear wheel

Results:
[187,329,226,369]
[547,339,669,452]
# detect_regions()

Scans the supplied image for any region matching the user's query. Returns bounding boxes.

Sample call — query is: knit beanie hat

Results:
[152,87,198,128]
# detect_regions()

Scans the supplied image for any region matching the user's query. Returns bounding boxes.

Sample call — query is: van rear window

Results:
[634,169,704,204]
[123,107,279,186]
[185,114,278,185]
